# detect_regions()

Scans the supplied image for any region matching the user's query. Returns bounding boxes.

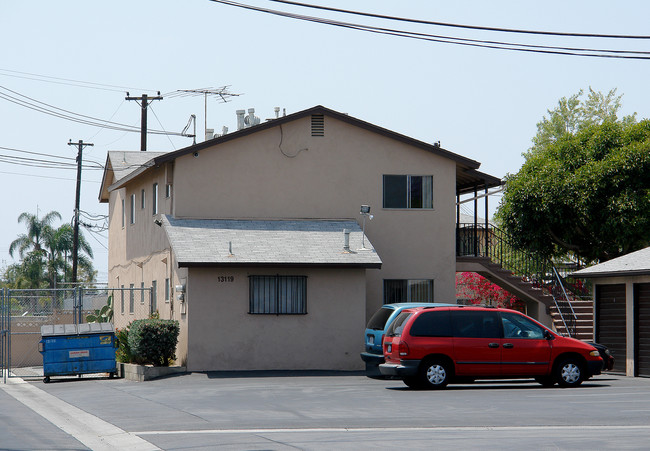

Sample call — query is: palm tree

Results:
[9,211,62,259]
[43,223,95,287]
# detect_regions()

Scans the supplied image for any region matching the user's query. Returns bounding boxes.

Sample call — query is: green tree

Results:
[531,87,636,154]
[42,223,94,287]
[9,211,62,259]
[497,89,650,263]
[6,210,97,288]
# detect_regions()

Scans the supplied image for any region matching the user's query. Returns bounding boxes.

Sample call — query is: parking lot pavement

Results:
[2,371,650,450]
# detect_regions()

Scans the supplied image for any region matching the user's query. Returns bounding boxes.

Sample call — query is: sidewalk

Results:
[0,370,160,451]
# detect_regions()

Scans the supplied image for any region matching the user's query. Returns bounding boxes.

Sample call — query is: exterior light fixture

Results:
[359,204,373,250]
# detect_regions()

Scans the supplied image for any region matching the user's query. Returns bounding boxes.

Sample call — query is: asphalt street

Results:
[1,370,649,450]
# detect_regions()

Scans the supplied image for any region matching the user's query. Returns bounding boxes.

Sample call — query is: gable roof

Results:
[571,246,650,278]
[161,216,382,268]
[98,151,167,202]
[99,105,500,201]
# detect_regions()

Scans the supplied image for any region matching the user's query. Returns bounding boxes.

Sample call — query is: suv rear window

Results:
[385,312,412,337]
[366,307,394,330]
[409,310,452,337]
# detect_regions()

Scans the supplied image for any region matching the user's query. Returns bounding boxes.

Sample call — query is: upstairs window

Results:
[383,175,433,209]
[249,275,307,314]
[130,194,136,224]
[152,183,159,215]
[384,279,434,304]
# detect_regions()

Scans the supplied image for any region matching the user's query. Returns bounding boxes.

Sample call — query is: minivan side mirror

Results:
[544,330,554,341]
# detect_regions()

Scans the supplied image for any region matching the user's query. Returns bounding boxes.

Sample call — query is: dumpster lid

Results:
[41,323,115,336]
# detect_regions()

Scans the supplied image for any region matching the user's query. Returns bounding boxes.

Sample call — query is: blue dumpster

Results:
[39,323,117,383]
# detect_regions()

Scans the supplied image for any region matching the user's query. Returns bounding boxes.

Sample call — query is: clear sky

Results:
[1,0,648,283]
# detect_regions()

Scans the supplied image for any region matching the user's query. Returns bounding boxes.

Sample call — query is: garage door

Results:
[635,283,650,377]
[596,284,626,373]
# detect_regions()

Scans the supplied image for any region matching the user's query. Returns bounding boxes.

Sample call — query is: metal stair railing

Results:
[457,223,579,337]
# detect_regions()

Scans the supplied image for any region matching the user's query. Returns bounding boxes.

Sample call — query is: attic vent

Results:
[311,114,325,136]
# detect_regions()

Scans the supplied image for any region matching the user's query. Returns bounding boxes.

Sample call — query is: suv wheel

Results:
[555,358,584,387]
[419,359,451,389]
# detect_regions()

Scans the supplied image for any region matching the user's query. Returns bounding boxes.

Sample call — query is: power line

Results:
[0,169,101,183]
[268,0,650,39]
[208,1,650,59]
[0,68,158,93]
[0,85,189,136]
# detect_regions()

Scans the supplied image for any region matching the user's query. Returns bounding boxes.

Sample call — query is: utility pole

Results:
[68,139,93,285]
[125,92,163,151]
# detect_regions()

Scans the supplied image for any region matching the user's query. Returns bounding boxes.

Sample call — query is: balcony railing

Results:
[457,223,581,337]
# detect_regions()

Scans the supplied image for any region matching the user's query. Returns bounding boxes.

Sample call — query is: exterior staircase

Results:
[456,223,594,340]
[550,298,594,341]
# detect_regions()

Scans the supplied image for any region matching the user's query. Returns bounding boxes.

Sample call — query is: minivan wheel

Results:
[420,359,451,389]
[535,376,555,387]
[403,376,424,389]
[555,358,584,387]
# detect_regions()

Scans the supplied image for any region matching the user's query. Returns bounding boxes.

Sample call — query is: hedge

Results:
[127,319,180,367]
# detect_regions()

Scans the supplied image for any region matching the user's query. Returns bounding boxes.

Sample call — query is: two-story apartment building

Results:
[99,105,500,371]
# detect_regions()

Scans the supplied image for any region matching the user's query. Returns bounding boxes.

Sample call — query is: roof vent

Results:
[311,114,324,136]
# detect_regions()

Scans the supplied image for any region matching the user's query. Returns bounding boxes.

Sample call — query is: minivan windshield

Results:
[385,312,412,337]
[366,307,394,330]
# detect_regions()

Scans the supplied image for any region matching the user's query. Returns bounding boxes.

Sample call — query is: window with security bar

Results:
[249,275,307,314]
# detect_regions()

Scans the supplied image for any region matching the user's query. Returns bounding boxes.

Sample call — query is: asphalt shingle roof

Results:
[571,246,650,278]
[108,151,166,183]
[162,216,382,268]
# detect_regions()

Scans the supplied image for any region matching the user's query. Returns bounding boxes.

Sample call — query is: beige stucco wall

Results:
[106,113,464,370]
[171,115,458,320]
[590,275,650,377]
[107,164,189,366]
[185,266,367,371]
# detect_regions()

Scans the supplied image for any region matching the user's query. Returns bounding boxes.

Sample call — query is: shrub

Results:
[128,319,180,367]
[115,325,142,364]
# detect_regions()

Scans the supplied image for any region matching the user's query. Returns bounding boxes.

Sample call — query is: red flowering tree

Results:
[456,272,526,312]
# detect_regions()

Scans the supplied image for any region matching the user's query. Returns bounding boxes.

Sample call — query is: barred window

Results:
[249,275,307,314]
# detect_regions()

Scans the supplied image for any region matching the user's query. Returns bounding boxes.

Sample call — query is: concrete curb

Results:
[119,363,186,382]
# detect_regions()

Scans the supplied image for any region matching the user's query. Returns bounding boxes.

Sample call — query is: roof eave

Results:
[178,261,382,269]
[570,269,650,279]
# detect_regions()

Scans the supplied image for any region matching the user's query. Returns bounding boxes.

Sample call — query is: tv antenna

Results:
[164,86,241,140]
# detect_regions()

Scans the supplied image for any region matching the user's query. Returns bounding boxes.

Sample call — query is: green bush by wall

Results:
[127,319,180,367]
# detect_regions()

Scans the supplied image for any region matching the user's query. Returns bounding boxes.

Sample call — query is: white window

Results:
[165,278,170,302]
[129,283,135,313]
[249,275,307,314]
[165,183,172,198]
[383,175,433,209]
[130,194,136,224]
[141,189,146,209]
[153,183,159,215]
[384,279,434,304]
[152,280,158,313]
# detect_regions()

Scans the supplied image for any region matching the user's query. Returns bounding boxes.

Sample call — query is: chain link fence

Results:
[1,286,151,380]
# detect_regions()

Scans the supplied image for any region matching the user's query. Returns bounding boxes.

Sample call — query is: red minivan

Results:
[379,306,603,389]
